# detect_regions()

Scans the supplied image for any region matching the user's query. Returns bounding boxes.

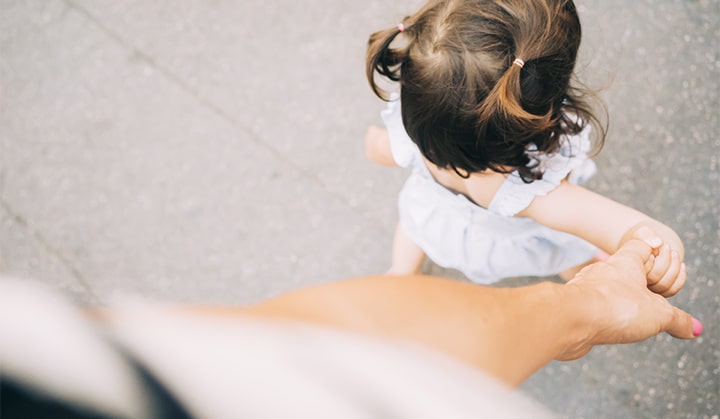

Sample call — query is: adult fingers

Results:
[607,239,653,279]
[644,253,655,273]
[662,305,701,340]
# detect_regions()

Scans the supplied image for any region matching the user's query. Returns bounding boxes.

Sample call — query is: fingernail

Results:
[672,250,679,260]
[681,262,687,273]
[692,317,703,337]
[645,237,662,248]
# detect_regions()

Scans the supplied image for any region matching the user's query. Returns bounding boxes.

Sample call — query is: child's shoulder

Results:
[488,132,598,217]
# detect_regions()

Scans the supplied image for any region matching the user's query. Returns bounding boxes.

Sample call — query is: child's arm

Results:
[518,181,686,297]
[364,126,398,167]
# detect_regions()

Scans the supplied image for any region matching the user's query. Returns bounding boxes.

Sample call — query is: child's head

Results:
[367,0,604,181]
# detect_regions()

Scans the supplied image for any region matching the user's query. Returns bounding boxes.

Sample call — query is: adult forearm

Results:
[236,275,585,387]
[174,239,698,389]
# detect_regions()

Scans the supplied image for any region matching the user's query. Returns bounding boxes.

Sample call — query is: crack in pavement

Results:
[62,0,391,237]
[0,198,102,303]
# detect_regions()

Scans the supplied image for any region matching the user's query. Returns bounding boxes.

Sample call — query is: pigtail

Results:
[475,59,555,142]
[473,57,565,182]
[366,24,408,101]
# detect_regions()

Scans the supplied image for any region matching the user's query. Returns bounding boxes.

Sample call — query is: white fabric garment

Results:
[0,278,556,418]
[382,95,598,283]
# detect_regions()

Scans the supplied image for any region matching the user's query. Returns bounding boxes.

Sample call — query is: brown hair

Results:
[366,0,606,181]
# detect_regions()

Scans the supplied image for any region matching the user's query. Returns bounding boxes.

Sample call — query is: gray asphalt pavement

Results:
[1,0,718,417]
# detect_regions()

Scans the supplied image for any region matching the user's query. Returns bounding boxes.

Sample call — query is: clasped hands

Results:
[558,227,700,361]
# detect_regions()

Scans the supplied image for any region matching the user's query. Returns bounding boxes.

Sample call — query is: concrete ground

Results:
[1,0,717,417]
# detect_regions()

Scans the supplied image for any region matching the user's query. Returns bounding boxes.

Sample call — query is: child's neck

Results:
[422,157,508,209]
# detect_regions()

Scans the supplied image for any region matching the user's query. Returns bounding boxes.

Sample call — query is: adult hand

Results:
[559,231,701,361]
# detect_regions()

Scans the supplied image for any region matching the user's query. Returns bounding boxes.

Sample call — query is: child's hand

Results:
[631,226,687,297]
[646,244,687,297]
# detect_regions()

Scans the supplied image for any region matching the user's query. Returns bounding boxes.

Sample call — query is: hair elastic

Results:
[513,58,525,68]
[397,23,406,33]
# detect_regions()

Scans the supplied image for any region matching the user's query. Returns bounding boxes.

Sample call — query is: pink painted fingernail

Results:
[692,317,703,337]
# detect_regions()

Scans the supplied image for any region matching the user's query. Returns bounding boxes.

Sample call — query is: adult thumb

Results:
[664,307,702,340]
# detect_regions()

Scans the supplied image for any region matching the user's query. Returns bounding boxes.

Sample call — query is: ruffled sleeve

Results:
[380,93,418,169]
[488,125,597,217]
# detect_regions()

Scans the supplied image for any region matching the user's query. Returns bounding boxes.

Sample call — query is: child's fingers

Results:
[648,249,682,295]
[647,244,672,285]
[659,263,687,298]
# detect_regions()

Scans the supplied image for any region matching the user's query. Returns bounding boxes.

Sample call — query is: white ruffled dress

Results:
[382,96,599,284]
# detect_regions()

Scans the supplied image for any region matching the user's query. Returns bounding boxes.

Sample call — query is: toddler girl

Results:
[364,0,686,296]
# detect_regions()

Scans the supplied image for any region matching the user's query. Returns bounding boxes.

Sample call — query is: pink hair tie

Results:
[513,58,525,68]
[397,23,406,33]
